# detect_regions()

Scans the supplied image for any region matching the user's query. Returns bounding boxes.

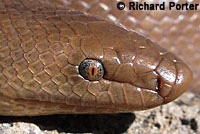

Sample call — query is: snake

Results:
[0,0,195,116]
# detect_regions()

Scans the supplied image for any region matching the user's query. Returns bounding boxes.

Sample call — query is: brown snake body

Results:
[0,0,194,116]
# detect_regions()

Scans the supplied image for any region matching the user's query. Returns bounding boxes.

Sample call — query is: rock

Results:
[0,122,58,134]
[128,92,199,134]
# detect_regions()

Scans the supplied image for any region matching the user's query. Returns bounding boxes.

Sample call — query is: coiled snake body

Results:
[0,0,194,116]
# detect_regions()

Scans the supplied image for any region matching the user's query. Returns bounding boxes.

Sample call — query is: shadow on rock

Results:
[0,113,136,134]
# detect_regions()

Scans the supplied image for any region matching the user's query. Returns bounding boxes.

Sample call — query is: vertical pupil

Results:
[91,67,95,75]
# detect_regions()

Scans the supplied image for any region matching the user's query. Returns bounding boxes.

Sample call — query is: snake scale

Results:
[0,0,195,116]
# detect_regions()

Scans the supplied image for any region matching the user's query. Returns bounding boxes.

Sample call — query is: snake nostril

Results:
[156,77,161,92]
[156,77,172,98]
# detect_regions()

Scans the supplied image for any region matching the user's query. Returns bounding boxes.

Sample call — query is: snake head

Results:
[79,21,193,111]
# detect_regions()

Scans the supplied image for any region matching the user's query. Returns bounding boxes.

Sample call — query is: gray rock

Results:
[129,92,199,134]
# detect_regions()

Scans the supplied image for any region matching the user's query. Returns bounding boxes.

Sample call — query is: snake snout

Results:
[163,62,193,104]
[155,53,193,104]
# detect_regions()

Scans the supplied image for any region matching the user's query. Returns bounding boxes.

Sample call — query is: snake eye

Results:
[79,59,104,81]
